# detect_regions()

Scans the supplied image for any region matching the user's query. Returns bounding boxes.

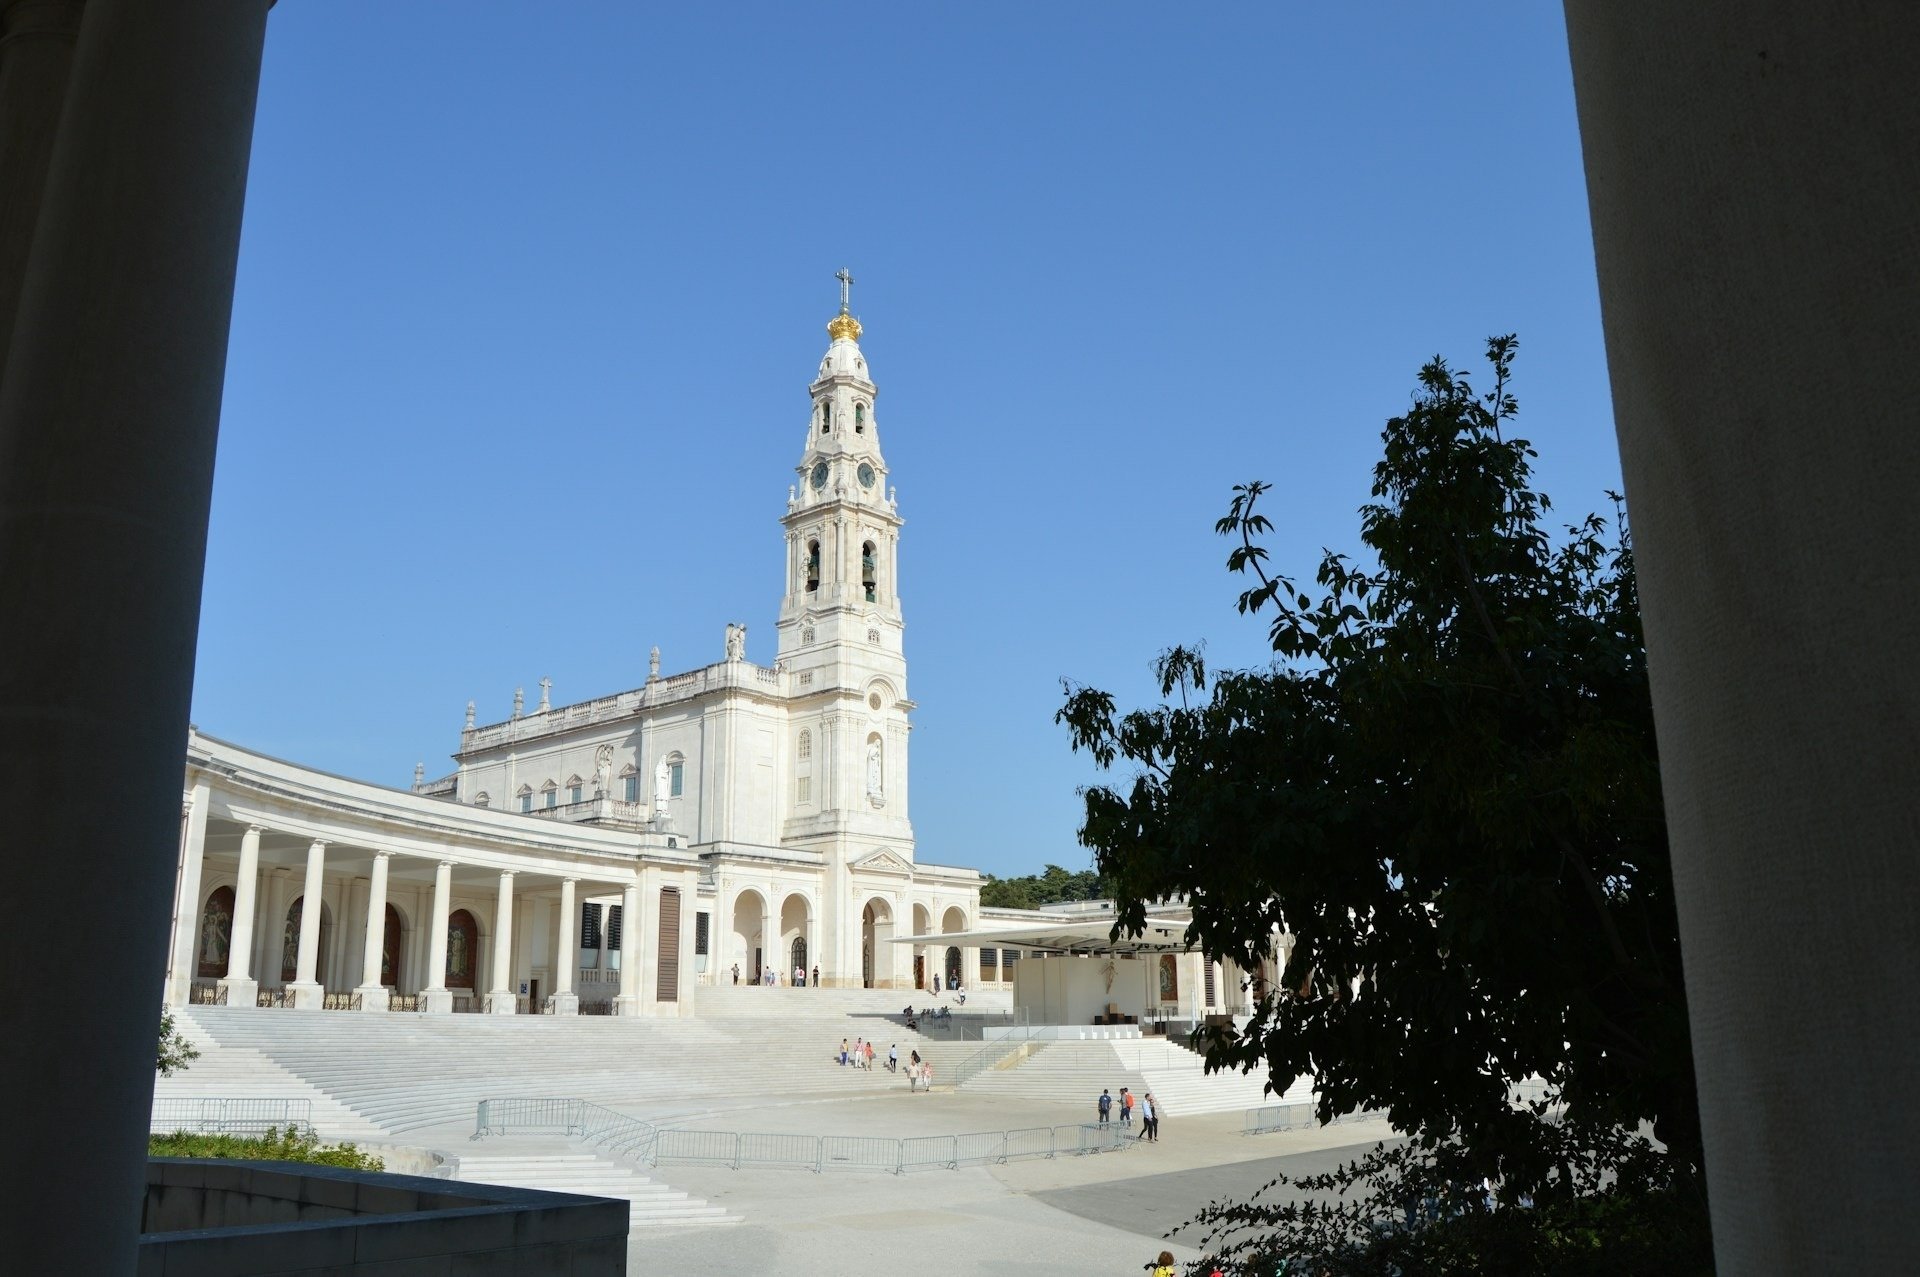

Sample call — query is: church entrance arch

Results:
[197,885,234,977]
[280,897,333,984]
[861,897,894,989]
[941,906,967,989]
[732,889,769,982]
[380,903,404,988]
[445,909,479,990]
[912,903,932,989]
[779,893,810,982]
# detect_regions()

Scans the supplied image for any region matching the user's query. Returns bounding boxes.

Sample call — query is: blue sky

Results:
[198,2,1617,879]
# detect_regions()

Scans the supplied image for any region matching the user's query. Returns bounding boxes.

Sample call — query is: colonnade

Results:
[168,784,675,1017]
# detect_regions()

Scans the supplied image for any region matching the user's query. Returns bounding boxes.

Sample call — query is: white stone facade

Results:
[164,296,986,1012]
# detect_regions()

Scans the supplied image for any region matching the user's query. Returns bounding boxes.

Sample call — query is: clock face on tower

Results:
[857,462,876,489]
[810,461,829,490]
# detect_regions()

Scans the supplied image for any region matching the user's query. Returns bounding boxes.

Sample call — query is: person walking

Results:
[839,1037,849,1066]
[864,1040,876,1070]
[794,963,804,987]
[731,963,739,986]
[1140,1092,1158,1141]
[1148,1251,1177,1277]
[1120,1087,1134,1129]
[888,1044,898,1073]
[812,964,820,987]
[1097,1088,1112,1127]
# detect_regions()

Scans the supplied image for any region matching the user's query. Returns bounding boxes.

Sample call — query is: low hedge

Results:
[148,1125,385,1171]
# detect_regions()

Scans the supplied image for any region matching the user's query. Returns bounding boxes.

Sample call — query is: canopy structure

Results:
[892,912,1194,955]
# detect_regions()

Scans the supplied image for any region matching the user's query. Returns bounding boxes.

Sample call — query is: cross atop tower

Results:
[834,267,854,314]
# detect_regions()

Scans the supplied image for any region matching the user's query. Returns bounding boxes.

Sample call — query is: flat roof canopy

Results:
[892,915,1194,955]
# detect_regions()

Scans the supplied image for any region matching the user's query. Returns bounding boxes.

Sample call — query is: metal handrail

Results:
[948,1011,1040,1088]
[471,1096,1132,1175]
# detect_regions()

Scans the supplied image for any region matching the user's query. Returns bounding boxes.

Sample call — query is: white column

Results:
[763,902,775,983]
[354,851,391,1011]
[218,824,262,1005]
[288,840,327,1008]
[488,870,517,1012]
[615,880,642,1015]
[165,781,210,1005]
[551,878,579,1014]
[422,860,453,1013]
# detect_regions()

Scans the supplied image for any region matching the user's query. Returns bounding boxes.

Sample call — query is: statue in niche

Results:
[594,745,613,796]
[866,740,884,801]
[199,889,232,971]
[447,920,470,980]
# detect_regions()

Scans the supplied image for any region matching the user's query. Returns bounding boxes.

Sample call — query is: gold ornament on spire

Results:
[828,267,863,341]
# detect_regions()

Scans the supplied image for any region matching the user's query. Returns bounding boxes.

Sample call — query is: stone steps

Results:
[450,1153,740,1230]
[175,1006,979,1134]
[959,1038,1313,1117]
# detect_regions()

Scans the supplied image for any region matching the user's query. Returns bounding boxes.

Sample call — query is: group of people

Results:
[1097,1086,1161,1141]
[731,962,821,987]
[838,1037,886,1070]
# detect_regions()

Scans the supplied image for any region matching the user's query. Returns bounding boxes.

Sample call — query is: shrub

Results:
[148,1125,385,1172]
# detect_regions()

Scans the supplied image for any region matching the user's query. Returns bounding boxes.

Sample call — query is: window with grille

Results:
[980,947,998,981]
[695,911,710,956]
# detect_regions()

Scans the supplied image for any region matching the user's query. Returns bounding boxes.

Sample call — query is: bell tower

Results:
[776,271,912,841]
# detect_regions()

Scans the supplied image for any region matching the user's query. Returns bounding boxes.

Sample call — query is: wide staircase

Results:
[450,1151,741,1231]
[173,997,981,1137]
[959,1036,1313,1116]
[154,1010,389,1143]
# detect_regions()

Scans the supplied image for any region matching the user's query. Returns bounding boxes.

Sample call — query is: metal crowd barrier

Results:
[1241,1101,1394,1135]
[151,1097,315,1136]
[474,1098,1134,1175]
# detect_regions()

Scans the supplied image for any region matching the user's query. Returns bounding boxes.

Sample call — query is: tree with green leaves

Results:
[1058,338,1702,1234]
[979,863,1109,910]
[157,1009,199,1078]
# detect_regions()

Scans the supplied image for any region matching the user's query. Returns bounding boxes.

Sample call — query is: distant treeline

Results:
[978,863,1109,910]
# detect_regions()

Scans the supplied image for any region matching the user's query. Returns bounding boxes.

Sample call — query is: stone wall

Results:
[139,1159,627,1275]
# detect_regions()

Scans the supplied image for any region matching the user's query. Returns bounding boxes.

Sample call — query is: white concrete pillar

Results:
[165,781,210,1005]
[288,840,327,1008]
[616,880,642,1015]
[354,851,391,1010]
[218,823,262,1006]
[422,860,453,1013]
[488,870,516,1013]
[762,902,775,983]
[0,1,273,1265]
[551,878,579,1014]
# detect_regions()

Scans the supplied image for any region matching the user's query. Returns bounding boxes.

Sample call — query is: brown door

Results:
[529,979,539,1011]
[914,955,925,989]
[656,887,681,1002]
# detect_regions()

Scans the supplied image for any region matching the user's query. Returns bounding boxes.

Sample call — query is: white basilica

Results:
[163,284,994,1016]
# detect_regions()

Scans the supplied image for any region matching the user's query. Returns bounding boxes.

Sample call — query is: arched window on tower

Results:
[820,403,831,433]
[806,539,820,593]
[861,540,877,603]
[854,402,865,433]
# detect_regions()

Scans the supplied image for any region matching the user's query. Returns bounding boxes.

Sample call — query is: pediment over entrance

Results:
[851,848,912,876]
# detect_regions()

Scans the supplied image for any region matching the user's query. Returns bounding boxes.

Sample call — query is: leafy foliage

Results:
[979,863,1110,910]
[1057,337,1701,1203]
[148,1125,386,1171]
[157,1010,199,1078]
[1187,1130,1711,1277]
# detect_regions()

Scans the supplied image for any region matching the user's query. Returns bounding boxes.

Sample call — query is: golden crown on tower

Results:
[827,267,862,341]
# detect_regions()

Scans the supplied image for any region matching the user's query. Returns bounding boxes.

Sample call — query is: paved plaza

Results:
[447,1090,1398,1276]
